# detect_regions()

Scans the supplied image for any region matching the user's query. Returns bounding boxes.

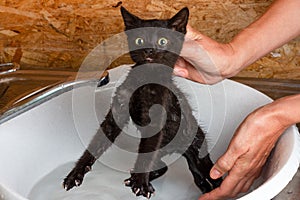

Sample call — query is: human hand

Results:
[199,101,291,200]
[174,25,239,84]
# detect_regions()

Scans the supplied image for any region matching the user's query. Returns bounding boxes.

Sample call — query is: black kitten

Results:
[63,7,222,199]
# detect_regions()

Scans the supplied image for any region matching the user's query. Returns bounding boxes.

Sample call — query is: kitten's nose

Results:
[145,48,155,55]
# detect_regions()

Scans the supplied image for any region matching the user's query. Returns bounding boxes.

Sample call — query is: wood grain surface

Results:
[0,0,299,80]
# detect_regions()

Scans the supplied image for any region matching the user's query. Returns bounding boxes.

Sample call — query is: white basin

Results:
[0,65,299,200]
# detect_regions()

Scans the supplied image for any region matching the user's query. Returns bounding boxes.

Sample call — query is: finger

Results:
[173,66,188,78]
[231,177,249,197]
[199,176,250,200]
[241,178,255,193]
[174,58,187,75]
[211,133,251,179]
[199,171,245,200]
[240,166,263,193]
[185,24,203,41]
[173,58,190,78]
[174,59,207,83]
[210,150,240,179]
[198,187,225,200]
[198,184,238,200]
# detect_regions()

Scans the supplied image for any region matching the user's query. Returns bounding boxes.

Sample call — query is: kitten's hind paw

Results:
[62,166,91,191]
[124,175,155,199]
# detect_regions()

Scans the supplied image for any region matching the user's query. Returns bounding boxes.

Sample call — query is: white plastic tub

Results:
[0,65,299,200]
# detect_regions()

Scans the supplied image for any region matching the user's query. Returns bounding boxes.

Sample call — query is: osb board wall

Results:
[0,0,299,80]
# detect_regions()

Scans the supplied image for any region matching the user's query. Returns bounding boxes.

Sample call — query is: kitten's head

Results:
[121,7,189,67]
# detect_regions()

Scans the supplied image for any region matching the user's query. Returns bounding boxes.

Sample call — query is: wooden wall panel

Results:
[0,0,299,80]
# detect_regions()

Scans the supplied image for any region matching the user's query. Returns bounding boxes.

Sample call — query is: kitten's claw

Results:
[63,183,68,191]
[147,192,151,199]
[124,179,131,186]
[63,182,72,191]
[124,174,155,199]
[85,166,91,172]
[135,188,140,195]
[75,180,81,186]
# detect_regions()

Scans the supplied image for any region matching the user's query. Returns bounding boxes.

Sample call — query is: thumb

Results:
[210,150,239,179]
[174,58,189,78]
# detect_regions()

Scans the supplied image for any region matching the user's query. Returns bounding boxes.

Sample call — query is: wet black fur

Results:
[63,7,222,198]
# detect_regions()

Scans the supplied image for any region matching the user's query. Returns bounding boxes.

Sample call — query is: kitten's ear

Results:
[168,7,189,33]
[121,6,141,30]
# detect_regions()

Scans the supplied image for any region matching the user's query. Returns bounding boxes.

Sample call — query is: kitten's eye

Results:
[157,37,168,46]
[135,38,144,46]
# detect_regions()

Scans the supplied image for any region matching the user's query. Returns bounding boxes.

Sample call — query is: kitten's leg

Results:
[183,127,222,193]
[124,137,167,199]
[63,109,126,190]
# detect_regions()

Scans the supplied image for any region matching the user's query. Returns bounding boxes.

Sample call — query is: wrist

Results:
[226,28,259,75]
[271,95,300,128]
[216,42,243,78]
[255,95,300,135]
[246,103,287,141]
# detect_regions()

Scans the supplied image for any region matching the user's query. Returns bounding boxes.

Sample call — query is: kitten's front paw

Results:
[124,174,155,199]
[62,166,91,191]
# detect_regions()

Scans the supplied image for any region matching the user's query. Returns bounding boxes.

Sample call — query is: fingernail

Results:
[211,169,222,179]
